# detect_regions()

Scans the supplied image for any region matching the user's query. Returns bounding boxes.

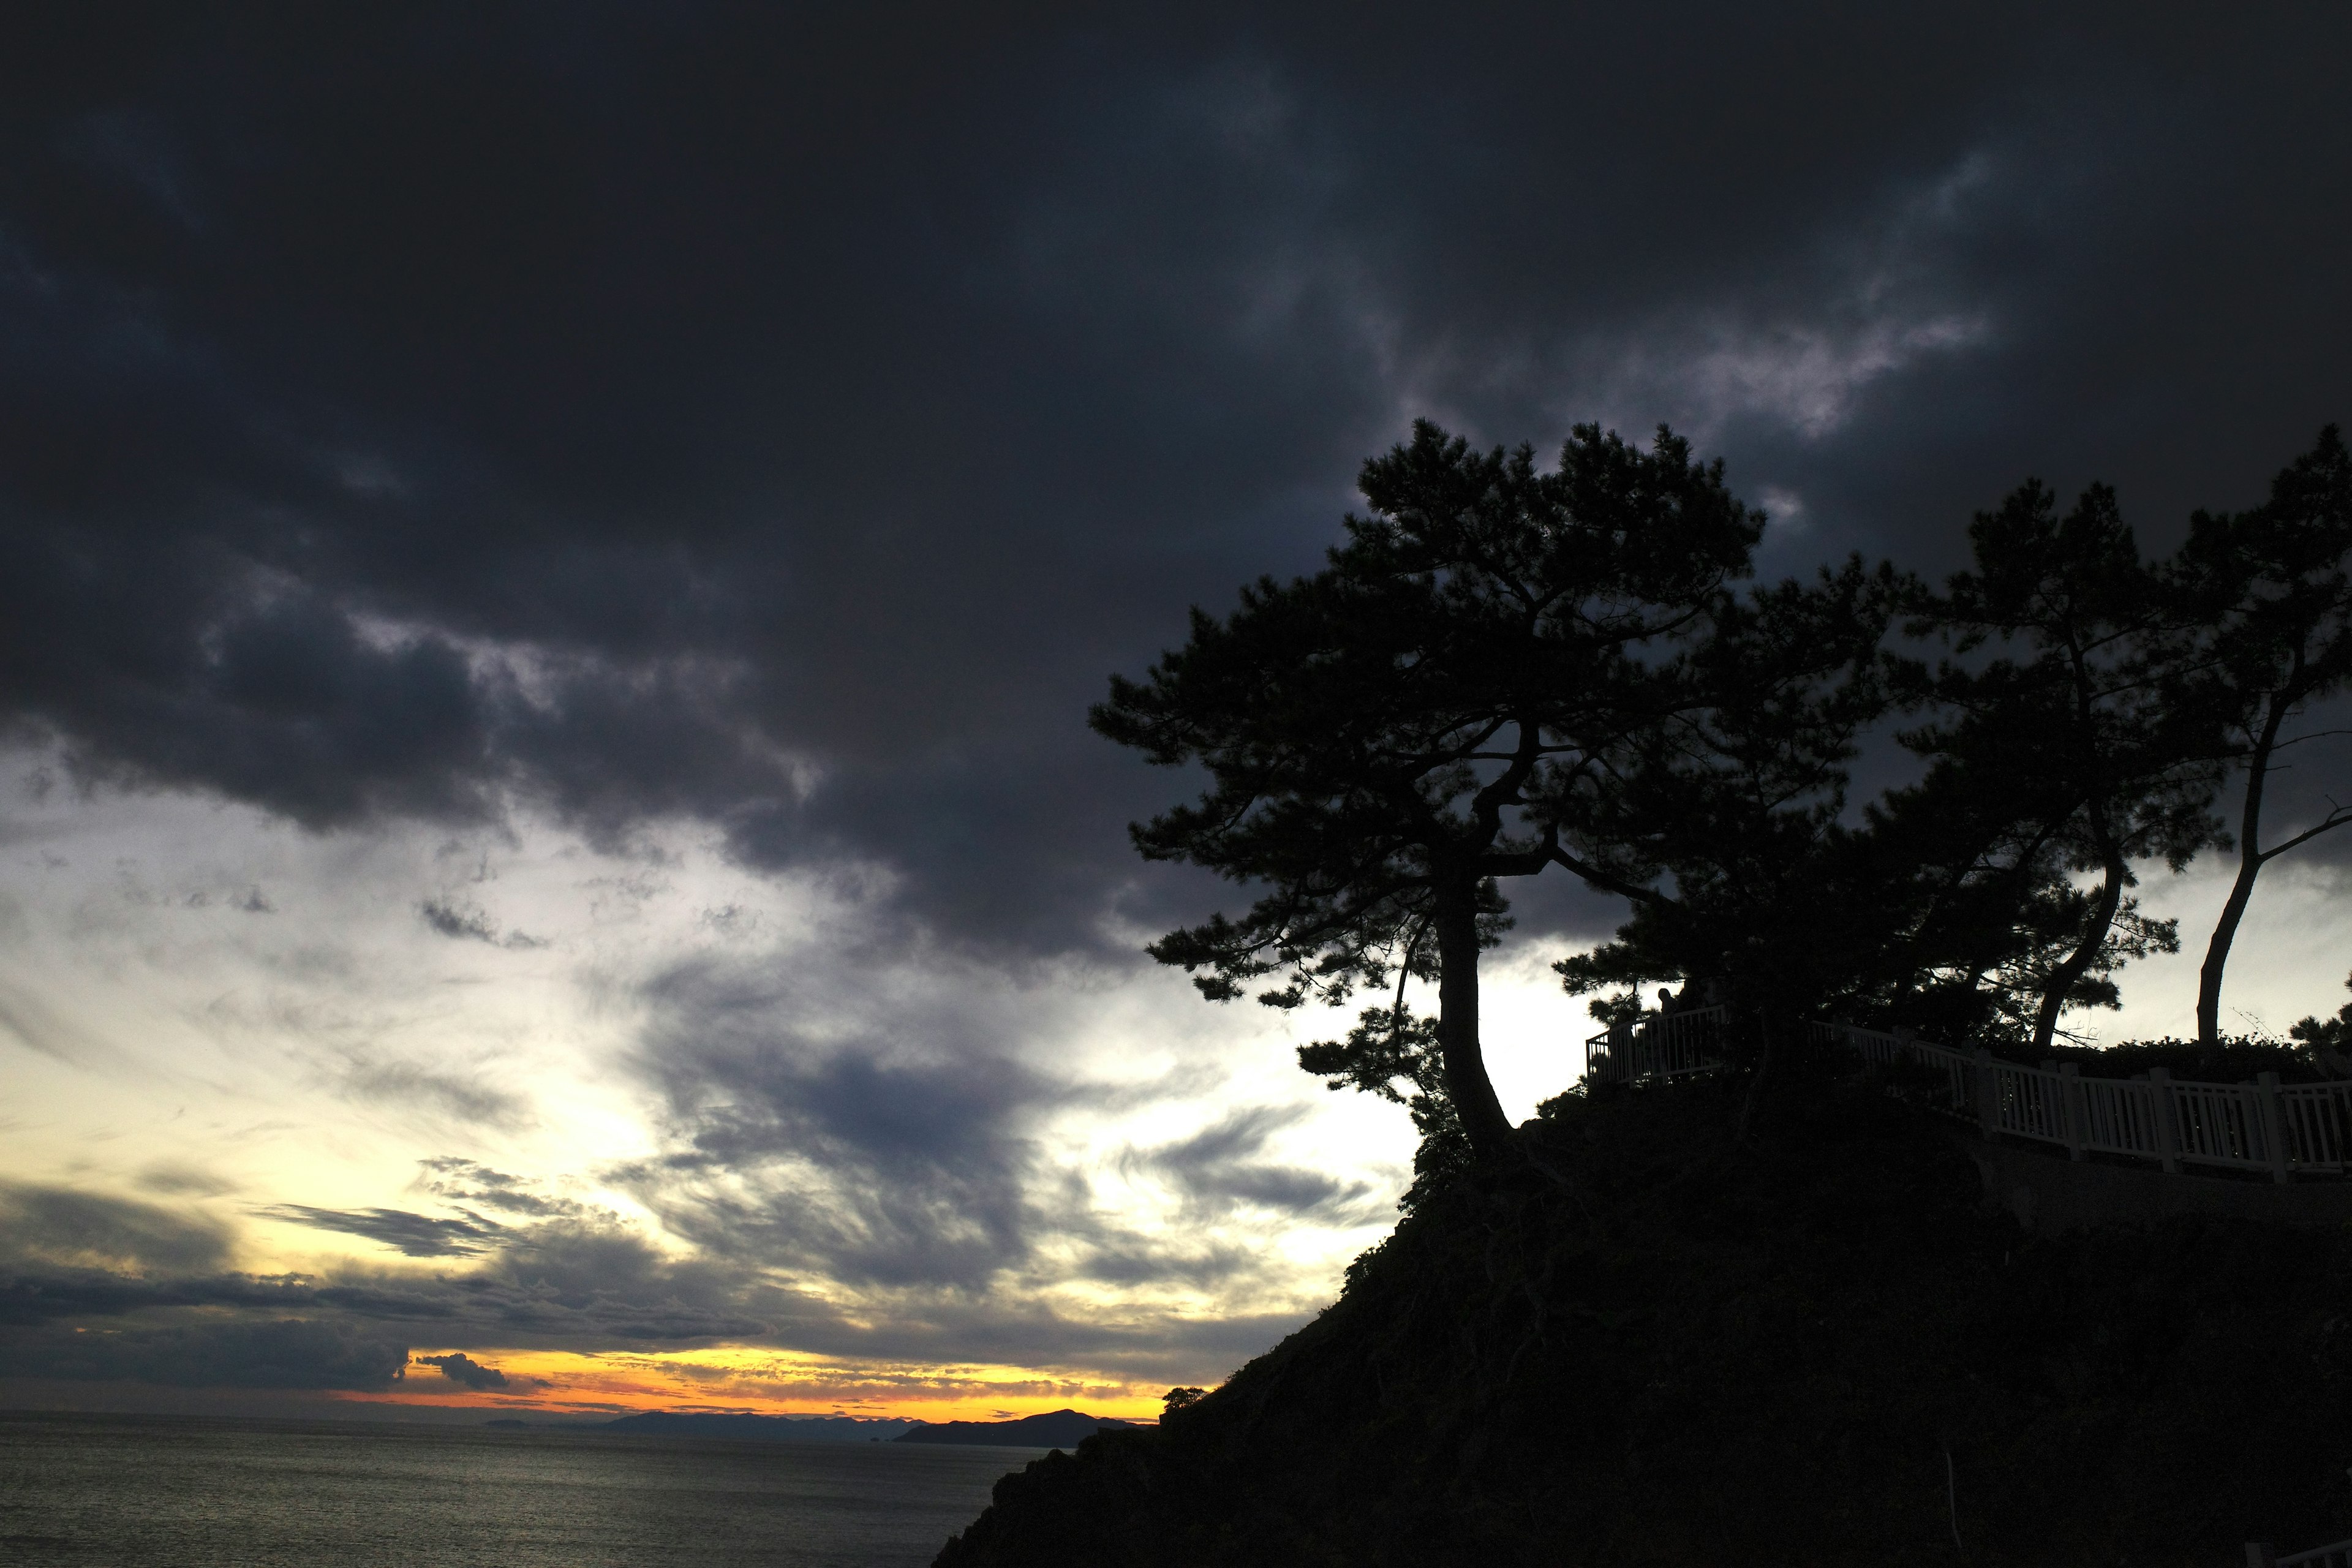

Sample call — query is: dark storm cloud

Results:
[257,1204,510,1258]
[336,1056,533,1130]
[621,956,1054,1290]
[415,1351,507,1390]
[1120,1107,1375,1222]
[1,1177,766,1352]
[417,897,499,943]
[0,1252,760,1347]
[0,1317,411,1391]
[745,1289,1315,1387]
[417,1159,579,1218]
[0,1197,415,1390]
[134,1163,239,1198]
[7,6,2348,959]
[289,1224,768,1346]
[415,894,548,951]
[0,1181,232,1273]
[0,1246,1293,1389]
[0,1170,1305,1386]
[454,1216,766,1342]
[0,1224,763,1348]
[612,952,1378,1321]
[0,1263,312,1328]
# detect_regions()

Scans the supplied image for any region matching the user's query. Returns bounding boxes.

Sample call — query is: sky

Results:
[4,3,2352,1426]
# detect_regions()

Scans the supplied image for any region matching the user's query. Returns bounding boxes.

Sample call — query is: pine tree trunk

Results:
[2032,826,2126,1055]
[1434,880,1513,1160]
[1734,1009,1777,1145]
[2199,695,2284,1047]
[2197,845,2263,1048]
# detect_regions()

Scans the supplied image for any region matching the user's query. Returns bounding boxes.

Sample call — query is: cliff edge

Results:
[935,1079,2352,1566]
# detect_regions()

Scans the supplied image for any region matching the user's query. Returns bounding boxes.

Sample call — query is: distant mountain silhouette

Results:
[894,1409,1140,1448]
[603,1411,914,1442]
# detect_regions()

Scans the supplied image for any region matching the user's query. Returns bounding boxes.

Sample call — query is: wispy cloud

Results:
[418,895,545,949]
[1120,1106,1375,1222]
[255,1204,510,1259]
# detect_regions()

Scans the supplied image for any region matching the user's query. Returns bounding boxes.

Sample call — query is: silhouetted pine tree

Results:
[2166,426,2352,1044]
[1093,420,1760,1159]
[1896,479,2223,1053]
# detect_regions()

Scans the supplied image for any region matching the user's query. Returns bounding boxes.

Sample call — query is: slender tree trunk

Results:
[1433,878,1513,1160]
[2197,840,2265,1048]
[2032,814,2126,1055]
[2199,696,2284,1046]
[1734,1008,1776,1147]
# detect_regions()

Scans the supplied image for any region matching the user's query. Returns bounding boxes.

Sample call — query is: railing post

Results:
[2256,1071,2293,1185]
[2245,1542,2277,1568]
[2059,1061,2084,1161]
[1974,1048,1999,1142]
[2148,1068,2180,1174]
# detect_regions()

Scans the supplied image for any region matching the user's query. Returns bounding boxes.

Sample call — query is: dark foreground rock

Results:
[935,1080,2352,1567]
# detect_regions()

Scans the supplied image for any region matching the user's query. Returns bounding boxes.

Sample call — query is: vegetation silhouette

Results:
[2293,971,2352,1065]
[1550,554,1900,1104]
[1099,417,2352,1155]
[993,417,2352,1564]
[2169,427,2352,1044]
[1890,477,2225,1055]
[933,1080,2352,1566]
[1090,420,1760,1159]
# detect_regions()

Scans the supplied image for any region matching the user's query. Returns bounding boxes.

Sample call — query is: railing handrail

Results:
[1811,1020,2351,1182]
[1586,1012,2350,1178]
[1582,1005,1731,1088]
[1584,1001,1733,1048]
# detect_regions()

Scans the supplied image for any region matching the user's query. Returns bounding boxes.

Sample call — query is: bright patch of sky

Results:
[0,745,1594,1418]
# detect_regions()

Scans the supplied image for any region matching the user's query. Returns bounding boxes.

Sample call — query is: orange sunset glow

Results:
[364,1347,1169,1425]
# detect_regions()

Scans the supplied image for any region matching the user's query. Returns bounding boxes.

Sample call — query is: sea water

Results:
[0,1412,1036,1567]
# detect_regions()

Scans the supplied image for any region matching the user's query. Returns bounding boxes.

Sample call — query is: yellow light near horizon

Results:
[357,1345,1170,1425]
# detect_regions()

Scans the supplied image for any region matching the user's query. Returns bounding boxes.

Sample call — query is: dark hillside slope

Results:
[937,1082,2352,1567]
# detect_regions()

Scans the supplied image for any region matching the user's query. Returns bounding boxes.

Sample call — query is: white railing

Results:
[2253,1538,2352,1567]
[2279,1083,2352,1169]
[1583,1005,1730,1087]
[1810,1021,2352,1185]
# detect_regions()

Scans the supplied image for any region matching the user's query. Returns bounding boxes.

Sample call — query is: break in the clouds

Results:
[0,784,1408,1409]
[5,4,2352,1417]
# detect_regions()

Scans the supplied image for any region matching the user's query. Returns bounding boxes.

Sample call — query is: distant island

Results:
[893,1409,1140,1449]
[601,1411,916,1443]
